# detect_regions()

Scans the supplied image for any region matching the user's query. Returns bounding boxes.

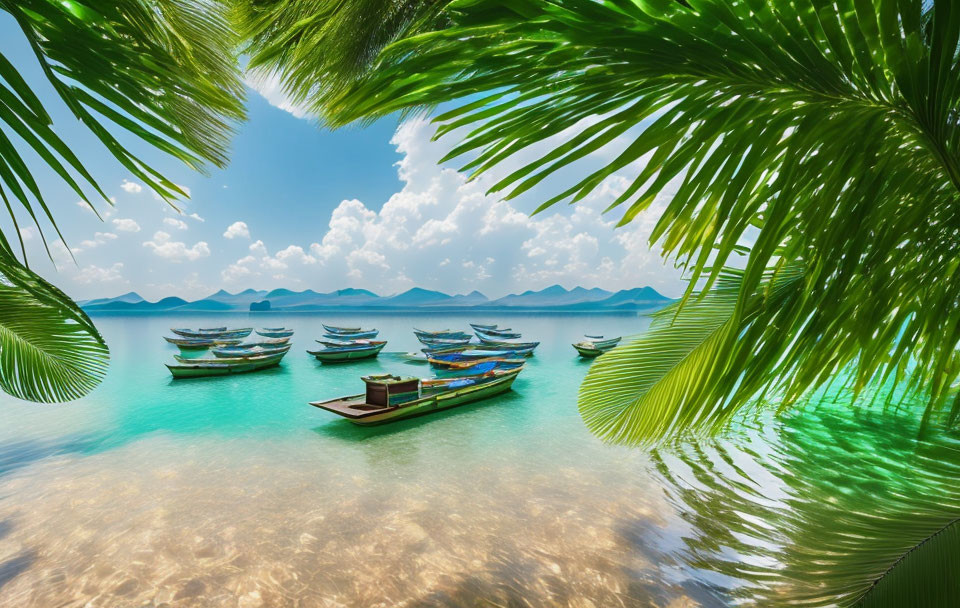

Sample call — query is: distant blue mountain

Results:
[80,285,670,312]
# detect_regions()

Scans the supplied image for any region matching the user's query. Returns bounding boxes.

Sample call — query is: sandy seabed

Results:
[0,435,708,608]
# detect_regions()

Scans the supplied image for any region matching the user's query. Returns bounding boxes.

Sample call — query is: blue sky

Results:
[2,15,683,302]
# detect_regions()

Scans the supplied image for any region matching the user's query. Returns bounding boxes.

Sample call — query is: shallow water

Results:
[0,312,720,607]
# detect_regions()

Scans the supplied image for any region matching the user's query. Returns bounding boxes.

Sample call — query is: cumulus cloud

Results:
[246,72,311,119]
[143,231,211,262]
[75,263,125,284]
[112,218,141,233]
[72,231,118,253]
[19,227,34,241]
[188,212,204,223]
[163,217,189,230]
[120,179,143,194]
[218,118,683,296]
[223,221,250,239]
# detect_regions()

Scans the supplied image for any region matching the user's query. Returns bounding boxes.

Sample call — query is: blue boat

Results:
[475,328,522,340]
[322,329,379,340]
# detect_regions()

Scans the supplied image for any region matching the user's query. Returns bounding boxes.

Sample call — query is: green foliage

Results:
[235,0,448,121]
[0,0,245,401]
[0,247,107,402]
[655,400,960,606]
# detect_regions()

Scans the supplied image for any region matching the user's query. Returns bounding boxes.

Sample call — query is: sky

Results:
[1,16,684,302]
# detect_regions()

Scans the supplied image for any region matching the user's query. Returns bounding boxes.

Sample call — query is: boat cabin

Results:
[362,375,421,407]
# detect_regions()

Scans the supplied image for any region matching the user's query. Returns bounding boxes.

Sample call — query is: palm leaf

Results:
[0,247,107,402]
[654,398,960,606]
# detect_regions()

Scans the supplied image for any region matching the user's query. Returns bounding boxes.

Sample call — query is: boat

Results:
[164,336,243,350]
[170,327,252,339]
[321,329,379,340]
[322,324,362,334]
[469,323,504,331]
[166,351,287,378]
[399,352,429,363]
[309,368,521,425]
[475,328,522,339]
[573,335,622,357]
[433,360,525,376]
[413,328,472,340]
[316,338,380,348]
[423,343,538,357]
[417,336,473,347]
[427,349,522,361]
[256,328,295,338]
[428,355,526,372]
[210,344,292,358]
[475,335,540,349]
[307,341,387,362]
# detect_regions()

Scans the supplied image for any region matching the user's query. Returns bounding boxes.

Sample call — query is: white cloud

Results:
[188,212,204,223]
[112,218,141,233]
[246,72,312,119]
[19,227,34,241]
[223,221,250,239]
[71,232,117,254]
[120,179,143,194]
[163,217,189,230]
[249,240,267,256]
[75,263,125,284]
[143,231,211,262]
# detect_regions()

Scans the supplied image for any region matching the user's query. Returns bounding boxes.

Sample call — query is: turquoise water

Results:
[0,311,717,607]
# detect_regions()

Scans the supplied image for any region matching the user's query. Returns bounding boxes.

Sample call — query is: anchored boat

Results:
[310,368,521,425]
[164,336,243,350]
[474,328,522,340]
[170,327,252,339]
[256,328,295,338]
[322,324,363,334]
[166,351,287,378]
[414,328,472,341]
[572,335,622,357]
[307,341,387,362]
[321,329,379,340]
[210,344,292,358]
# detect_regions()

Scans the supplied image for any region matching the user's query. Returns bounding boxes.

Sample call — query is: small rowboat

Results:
[166,351,287,378]
[322,324,363,334]
[573,335,622,357]
[400,352,429,363]
[428,355,526,372]
[471,337,540,353]
[475,328,522,340]
[170,327,252,339]
[414,328,472,340]
[256,328,294,338]
[417,336,473,347]
[469,323,503,331]
[164,336,243,350]
[210,344,292,358]
[316,338,379,348]
[423,344,537,357]
[310,368,520,425]
[322,329,379,340]
[307,341,387,362]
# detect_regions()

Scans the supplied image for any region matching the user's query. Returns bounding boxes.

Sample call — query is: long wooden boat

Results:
[573,335,622,357]
[428,350,522,363]
[413,328,472,340]
[469,323,502,331]
[307,341,387,362]
[322,329,379,340]
[316,338,380,348]
[417,336,473,347]
[322,324,363,334]
[210,344,292,358]
[256,328,295,338]
[170,327,252,339]
[475,328,522,340]
[309,369,520,425]
[167,352,286,378]
[428,356,526,372]
[475,335,539,349]
[164,336,243,350]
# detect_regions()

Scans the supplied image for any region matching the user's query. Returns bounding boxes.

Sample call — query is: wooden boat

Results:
[413,328,472,340]
[423,343,538,357]
[417,335,473,347]
[469,323,503,331]
[167,351,286,378]
[309,369,521,425]
[428,355,526,372]
[475,335,540,349]
[475,328,522,340]
[573,335,622,357]
[256,328,294,338]
[316,338,380,348]
[322,329,379,340]
[164,336,243,350]
[170,327,252,339]
[400,352,429,363]
[210,344,292,358]
[428,349,521,362]
[307,341,387,362]
[322,324,363,334]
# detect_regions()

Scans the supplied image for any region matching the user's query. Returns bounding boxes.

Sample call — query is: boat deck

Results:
[310,394,398,419]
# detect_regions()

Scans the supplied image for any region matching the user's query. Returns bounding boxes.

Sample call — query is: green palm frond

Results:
[264,0,960,434]
[235,0,447,121]
[0,246,107,402]
[655,400,960,606]
[1,0,246,252]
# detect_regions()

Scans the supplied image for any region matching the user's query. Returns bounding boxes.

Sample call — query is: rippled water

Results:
[0,312,721,607]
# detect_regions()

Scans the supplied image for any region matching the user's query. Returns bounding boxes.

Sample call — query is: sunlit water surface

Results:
[0,312,728,607]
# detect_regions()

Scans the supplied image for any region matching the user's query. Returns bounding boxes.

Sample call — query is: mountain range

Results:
[78,285,671,312]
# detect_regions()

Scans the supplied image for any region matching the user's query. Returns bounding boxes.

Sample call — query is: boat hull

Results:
[166,357,283,378]
[312,372,518,425]
[308,343,386,362]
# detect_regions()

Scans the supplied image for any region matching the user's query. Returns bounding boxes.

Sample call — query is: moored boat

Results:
[413,328,472,340]
[256,328,295,338]
[170,327,252,339]
[573,335,622,357]
[322,324,362,334]
[309,368,520,425]
[307,341,387,362]
[321,329,379,340]
[164,336,243,350]
[423,343,538,357]
[166,351,287,378]
[469,323,502,331]
[472,336,540,353]
[428,355,526,372]
[475,328,522,340]
[210,344,292,358]
[417,335,473,347]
